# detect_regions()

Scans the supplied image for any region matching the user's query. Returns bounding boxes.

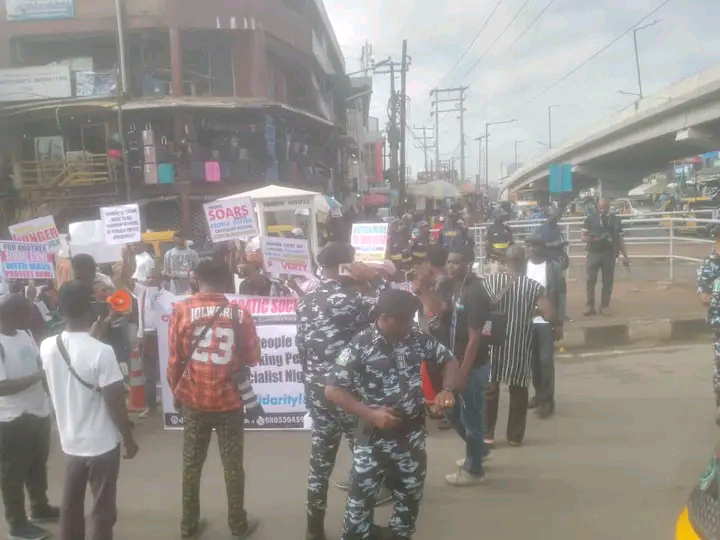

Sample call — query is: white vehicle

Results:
[610,196,657,217]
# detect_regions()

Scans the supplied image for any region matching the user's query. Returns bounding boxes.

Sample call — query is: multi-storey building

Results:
[0,0,353,240]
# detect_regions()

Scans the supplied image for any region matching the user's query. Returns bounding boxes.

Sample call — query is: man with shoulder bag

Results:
[167,258,261,540]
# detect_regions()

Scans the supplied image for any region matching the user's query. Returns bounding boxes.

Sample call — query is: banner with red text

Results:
[0,241,55,280]
[204,196,258,242]
[9,216,61,253]
[158,294,310,431]
[260,236,312,278]
[351,222,388,262]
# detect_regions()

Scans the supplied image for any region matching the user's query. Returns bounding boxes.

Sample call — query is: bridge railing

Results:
[470,211,718,282]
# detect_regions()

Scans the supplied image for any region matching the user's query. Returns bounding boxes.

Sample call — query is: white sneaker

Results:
[456,458,465,468]
[445,469,486,487]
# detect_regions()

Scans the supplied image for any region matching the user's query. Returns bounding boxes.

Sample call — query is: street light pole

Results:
[485,119,516,190]
[631,20,660,100]
[548,104,561,149]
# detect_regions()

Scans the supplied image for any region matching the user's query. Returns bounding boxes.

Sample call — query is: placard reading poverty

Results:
[100,204,141,245]
[351,222,389,262]
[260,237,312,278]
[204,196,259,242]
[0,241,55,280]
[9,216,61,253]
[158,295,309,431]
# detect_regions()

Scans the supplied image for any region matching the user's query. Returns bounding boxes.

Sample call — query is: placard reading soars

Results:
[9,215,61,253]
[100,204,141,245]
[261,237,312,278]
[0,242,55,280]
[351,223,389,262]
[204,196,259,242]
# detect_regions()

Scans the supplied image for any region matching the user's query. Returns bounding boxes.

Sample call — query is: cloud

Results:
[325,0,720,184]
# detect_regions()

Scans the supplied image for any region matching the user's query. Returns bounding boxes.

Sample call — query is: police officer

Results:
[326,290,459,540]
[408,221,431,267]
[297,243,388,540]
[439,212,474,252]
[485,208,514,273]
[581,199,629,316]
[697,210,720,422]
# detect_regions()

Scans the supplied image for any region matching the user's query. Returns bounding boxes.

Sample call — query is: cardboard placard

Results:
[100,204,141,245]
[204,196,259,242]
[0,241,56,280]
[351,223,389,262]
[260,237,312,278]
[9,215,61,252]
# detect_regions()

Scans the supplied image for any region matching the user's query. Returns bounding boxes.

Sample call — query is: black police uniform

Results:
[583,213,623,311]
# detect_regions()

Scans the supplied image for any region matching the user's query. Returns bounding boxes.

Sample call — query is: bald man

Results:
[581,200,629,316]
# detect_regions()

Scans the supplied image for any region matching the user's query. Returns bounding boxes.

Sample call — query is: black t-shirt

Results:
[436,275,491,366]
[583,213,623,254]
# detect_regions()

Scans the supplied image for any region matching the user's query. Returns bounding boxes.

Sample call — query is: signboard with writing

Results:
[9,215,61,253]
[0,241,55,280]
[351,223,389,262]
[6,0,74,20]
[100,203,142,245]
[258,196,313,213]
[158,295,309,431]
[204,196,258,242]
[0,65,72,102]
[261,237,312,278]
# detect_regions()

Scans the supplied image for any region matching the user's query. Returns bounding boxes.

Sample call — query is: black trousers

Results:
[60,445,121,540]
[485,383,529,444]
[531,324,555,407]
[586,251,615,310]
[140,333,159,408]
[0,413,51,527]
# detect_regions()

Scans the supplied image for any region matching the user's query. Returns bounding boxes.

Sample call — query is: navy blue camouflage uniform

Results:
[328,327,454,540]
[296,278,387,516]
[697,251,720,403]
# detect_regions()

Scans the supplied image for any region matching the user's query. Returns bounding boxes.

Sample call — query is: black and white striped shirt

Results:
[483,273,543,386]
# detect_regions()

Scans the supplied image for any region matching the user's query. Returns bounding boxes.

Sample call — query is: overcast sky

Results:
[324,0,720,185]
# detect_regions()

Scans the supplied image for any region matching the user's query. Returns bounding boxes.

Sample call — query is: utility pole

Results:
[413,125,435,181]
[474,135,487,193]
[548,104,561,149]
[430,86,468,183]
[389,62,397,193]
[514,140,521,170]
[399,39,408,213]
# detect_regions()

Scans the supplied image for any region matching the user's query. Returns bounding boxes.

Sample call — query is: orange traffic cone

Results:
[127,348,146,412]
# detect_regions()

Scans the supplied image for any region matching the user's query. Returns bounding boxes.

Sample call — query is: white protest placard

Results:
[0,241,56,280]
[100,203,141,245]
[158,294,309,431]
[351,222,389,262]
[9,215,61,253]
[204,196,258,243]
[260,236,312,278]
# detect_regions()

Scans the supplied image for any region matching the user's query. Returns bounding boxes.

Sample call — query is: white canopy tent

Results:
[220,184,323,257]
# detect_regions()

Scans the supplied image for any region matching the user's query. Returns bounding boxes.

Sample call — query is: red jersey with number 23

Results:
[167,293,260,412]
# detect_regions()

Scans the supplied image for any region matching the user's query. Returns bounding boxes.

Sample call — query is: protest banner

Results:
[0,241,55,280]
[9,215,61,253]
[204,196,258,242]
[351,222,389,262]
[158,294,309,431]
[100,203,141,245]
[260,237,312,278]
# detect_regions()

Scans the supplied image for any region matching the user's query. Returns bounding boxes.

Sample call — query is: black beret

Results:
[317,243,355,267]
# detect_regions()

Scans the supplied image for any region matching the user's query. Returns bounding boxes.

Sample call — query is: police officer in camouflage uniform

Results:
[297,243,389,540]
[697,211,720,418]
[326,290,459,540]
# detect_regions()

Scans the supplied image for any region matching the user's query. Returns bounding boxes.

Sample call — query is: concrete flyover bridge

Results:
[504,63,720,197]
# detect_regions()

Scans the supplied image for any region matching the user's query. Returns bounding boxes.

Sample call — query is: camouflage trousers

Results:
[181,406,247,536]
[342,428,427,540]
[714,331,720,405]
[307,383,357,514]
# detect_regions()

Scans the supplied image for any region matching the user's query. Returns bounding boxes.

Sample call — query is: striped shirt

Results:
[483,273,543,387]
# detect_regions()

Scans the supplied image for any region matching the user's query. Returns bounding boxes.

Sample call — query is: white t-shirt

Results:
[133,283,175,338]
[0,330,50,422]
[132,252,155,282]
[41,331,124,457]
[526,260,549,324]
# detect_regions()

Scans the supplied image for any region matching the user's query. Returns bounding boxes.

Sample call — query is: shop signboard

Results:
[6,0,74,21]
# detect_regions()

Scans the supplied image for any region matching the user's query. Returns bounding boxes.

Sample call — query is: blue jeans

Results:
[446,363,489,476]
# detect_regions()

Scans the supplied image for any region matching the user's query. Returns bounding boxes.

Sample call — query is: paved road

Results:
[3,343,718,539]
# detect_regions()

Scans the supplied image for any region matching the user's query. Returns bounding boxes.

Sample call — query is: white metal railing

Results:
[470,211,718,282]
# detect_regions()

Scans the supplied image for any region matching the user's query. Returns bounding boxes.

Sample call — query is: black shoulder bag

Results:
[55,334,102,393]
